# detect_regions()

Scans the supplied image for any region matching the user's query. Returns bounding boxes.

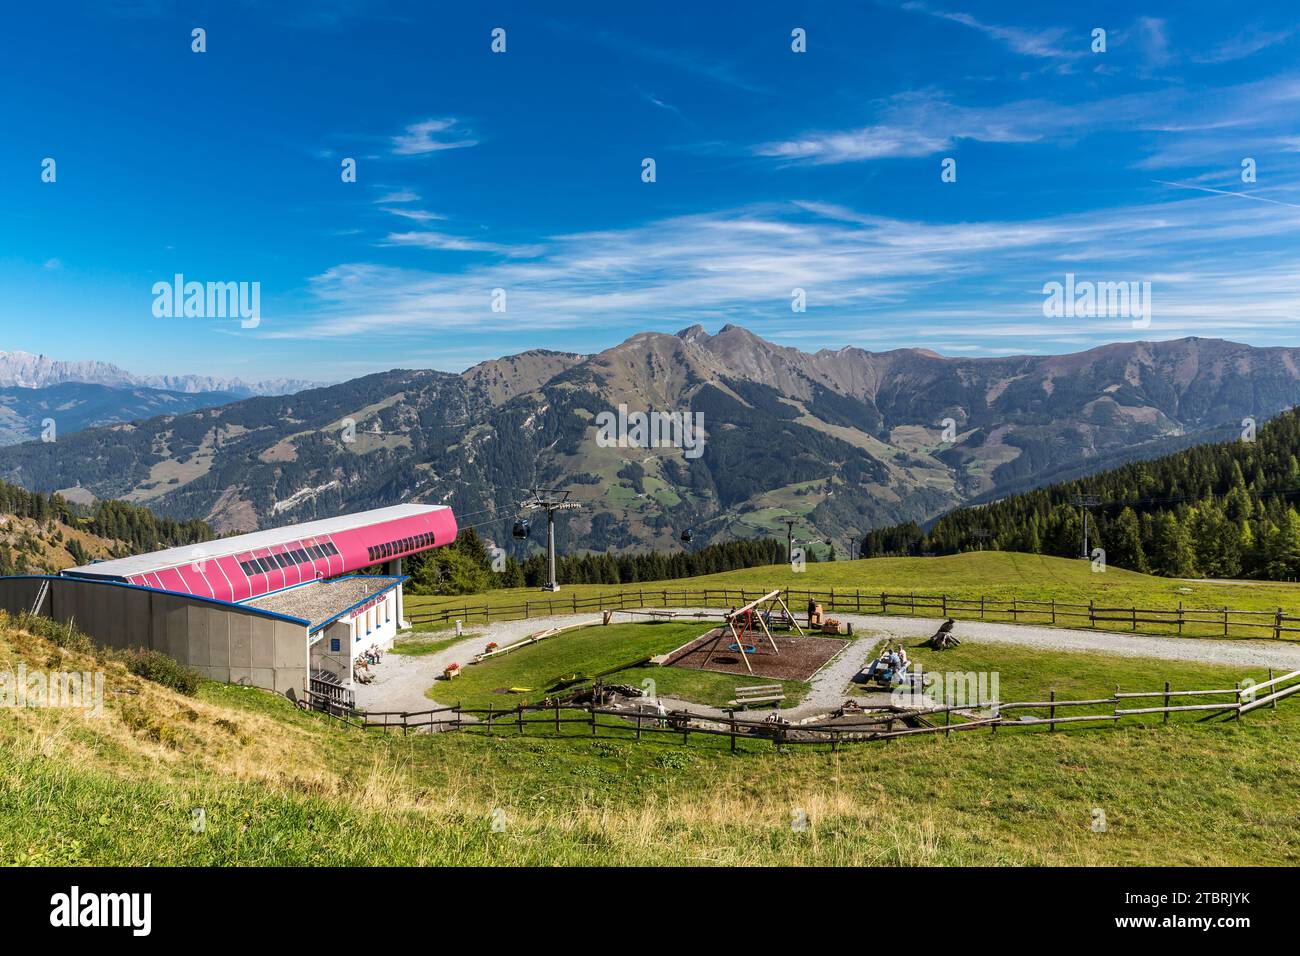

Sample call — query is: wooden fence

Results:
[407,586,1300,641]
[301,667,1300,749]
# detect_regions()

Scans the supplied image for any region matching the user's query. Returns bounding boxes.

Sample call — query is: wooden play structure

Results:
[700,589,805,675]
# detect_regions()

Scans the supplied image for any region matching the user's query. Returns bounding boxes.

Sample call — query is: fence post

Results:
[1223,606,1229,638]
[1049,690,1056,732]
[1163,681,1170,724]
[942,593,947,617]
[945,707,951,738]
[1177,602,1183,637]
[1050,598,1056,625]
[1132,606,1137,631]
[1089,599,1095,628]
[729,709,736,753]
[590,702,596,735]
[516,702,523,734]
[857,589,861,613]
[1275,609,1284,642]
[1269,669,1277,710]
[1235,681,1242,720]
[636,708,643,740]
[980,595,986,620]
[880,592,887,614]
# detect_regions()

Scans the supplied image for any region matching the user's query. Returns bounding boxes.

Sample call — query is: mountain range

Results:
[0,327,1297,556]
[0,351,322,446]
[0,350,319,397]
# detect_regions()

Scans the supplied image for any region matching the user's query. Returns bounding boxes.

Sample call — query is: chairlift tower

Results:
[1071,494,1103,559]
[780,517,798,565]
[519,489,581,591]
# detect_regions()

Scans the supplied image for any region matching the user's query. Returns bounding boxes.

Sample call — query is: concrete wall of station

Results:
[0,576,308,697]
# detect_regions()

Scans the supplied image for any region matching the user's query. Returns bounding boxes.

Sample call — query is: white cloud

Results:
[900,3,1079,59]
[391,118,477,156]
[756,74,1300,165]
[381,207,448,223]
[264,188,1300,350]
[381,231,541,256]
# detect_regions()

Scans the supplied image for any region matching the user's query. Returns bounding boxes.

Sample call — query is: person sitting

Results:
[866,647,898,680]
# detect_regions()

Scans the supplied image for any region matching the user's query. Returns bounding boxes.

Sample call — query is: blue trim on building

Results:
[4,573,312,627]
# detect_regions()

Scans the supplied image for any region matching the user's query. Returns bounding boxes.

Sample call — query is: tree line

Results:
[403,529,803,595]
[859,407,1300,580]
[0,477,212,573]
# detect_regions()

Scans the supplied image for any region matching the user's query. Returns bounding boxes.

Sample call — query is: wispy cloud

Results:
[754,92,1040,163]
[578,25,766,94]
[391,118,477,156]
[381,231,541,256]
[1193,26,1294,64]
[265,187,1300,355]
[900,2,1080,59]
[1152,179,1300,210]
[757,74,1300,166]
[380,207,448,223]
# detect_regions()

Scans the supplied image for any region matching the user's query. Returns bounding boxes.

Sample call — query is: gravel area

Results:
[351,608,1300,721]
[244,575,401,627]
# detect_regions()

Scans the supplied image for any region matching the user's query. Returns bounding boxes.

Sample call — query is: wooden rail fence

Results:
[300,667,1300,749]
[406,587,1300,642]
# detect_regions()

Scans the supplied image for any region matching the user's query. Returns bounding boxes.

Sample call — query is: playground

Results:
[664,628,846,681]
[411,618,816,711]
[397,589,855,710]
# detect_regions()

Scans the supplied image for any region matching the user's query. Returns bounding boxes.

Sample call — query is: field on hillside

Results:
[407,551,1300,629]
[3,611,1299,866]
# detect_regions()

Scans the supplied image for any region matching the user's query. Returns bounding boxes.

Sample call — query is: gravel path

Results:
[351,609,1300,721]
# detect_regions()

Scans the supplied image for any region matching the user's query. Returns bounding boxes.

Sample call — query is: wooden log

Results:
[1114,702,1239,716]
[1239,680,1300,714]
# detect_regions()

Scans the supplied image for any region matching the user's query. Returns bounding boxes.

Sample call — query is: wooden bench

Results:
[728,683,786,709]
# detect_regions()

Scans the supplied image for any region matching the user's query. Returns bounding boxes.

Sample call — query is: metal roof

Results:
[241,574,405,631]
[66,503,451,579]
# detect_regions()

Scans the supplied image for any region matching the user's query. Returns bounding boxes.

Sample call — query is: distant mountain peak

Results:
[0,349,321,397]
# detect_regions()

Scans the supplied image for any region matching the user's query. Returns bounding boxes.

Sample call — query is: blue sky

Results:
[4,1,1300,383]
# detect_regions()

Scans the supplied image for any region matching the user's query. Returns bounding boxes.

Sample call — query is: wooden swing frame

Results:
[700,589,805,675]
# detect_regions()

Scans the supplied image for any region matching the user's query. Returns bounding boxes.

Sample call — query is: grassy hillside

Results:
[3,610,1299,865]
[407,550,1300,619]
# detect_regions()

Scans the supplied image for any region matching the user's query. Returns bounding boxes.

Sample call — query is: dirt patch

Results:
[665,628,848,681]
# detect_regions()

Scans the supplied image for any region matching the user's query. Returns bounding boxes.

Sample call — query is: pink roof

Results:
[64,504,458,604]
